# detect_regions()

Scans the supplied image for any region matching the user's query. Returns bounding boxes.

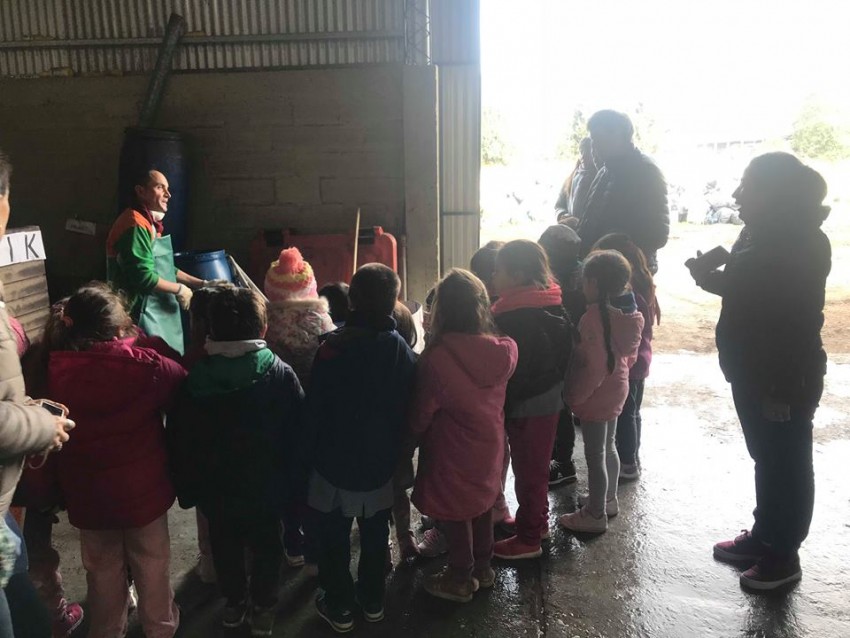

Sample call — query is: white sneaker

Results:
[578,494,619,517]
[417,527,448,558]
[558,506,608,534]
[285,550,306,568]
[128,584,138,611]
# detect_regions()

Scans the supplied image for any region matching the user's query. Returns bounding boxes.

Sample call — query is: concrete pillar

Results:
[402,64,440,303]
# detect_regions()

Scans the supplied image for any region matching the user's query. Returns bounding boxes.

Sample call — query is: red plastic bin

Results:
[249,227,398,291]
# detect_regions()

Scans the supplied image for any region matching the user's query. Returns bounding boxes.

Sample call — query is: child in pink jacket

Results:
[559,251,643,534]
[410,269,517,603]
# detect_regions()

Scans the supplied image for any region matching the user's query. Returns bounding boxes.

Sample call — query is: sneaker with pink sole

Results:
[417,527,448,558]
[52,599,84,637]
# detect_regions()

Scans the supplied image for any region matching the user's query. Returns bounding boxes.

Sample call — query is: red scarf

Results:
[492,282,563,315]
[136,201,164,237]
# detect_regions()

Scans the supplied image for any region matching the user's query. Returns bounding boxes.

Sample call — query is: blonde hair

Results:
[429,269,495,345]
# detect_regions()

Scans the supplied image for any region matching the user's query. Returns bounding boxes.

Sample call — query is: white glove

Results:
[175,284,193,311]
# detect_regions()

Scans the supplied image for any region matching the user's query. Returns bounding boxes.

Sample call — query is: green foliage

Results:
[791,103,850,161]
[481,107,514,166]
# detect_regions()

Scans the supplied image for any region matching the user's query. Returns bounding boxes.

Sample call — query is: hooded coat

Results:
[565,294,644,422]
[47,337,186,530]
[410,334,518,521]
[266,297,335,389]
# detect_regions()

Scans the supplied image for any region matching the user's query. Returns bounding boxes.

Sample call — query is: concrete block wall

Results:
[0,65,409,296]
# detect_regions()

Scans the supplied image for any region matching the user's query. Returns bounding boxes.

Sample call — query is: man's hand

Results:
[176,284,193,311]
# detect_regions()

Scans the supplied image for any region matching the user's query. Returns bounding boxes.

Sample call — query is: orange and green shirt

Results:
[106,208,160,317]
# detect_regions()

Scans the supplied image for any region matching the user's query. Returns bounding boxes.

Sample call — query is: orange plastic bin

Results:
[249,227,398,290]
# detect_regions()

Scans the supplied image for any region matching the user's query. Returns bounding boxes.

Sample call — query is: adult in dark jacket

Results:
[555,137,597,222]
[688,152,831,592]
[578,110,669,272]
[305,264,416,632]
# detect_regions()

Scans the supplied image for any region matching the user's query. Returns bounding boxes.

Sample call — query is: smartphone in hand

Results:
[36,399,67,418]
[686,246,729,278]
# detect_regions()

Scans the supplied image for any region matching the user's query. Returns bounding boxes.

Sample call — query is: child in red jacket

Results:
[47,283,186,638]
[410,269,517,602]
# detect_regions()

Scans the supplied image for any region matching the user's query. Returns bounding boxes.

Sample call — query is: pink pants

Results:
[505,414,559,545]
[80,514,178,638]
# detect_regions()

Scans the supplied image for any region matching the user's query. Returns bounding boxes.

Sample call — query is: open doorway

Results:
[480,0,850,354]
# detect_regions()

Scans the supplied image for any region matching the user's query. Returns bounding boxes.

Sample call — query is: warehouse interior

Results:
[1,1,848,637]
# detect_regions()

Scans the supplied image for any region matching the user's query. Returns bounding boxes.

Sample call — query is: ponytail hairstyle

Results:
[428,268,496,346]
[496,239,553,290]
[582,250,632,374]
[52,282,136,352]
[590,233,660,325]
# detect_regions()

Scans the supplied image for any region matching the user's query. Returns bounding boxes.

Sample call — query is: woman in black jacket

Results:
[688,152,831,592]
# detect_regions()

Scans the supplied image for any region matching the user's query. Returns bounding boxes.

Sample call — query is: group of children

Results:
[12,221,659,637]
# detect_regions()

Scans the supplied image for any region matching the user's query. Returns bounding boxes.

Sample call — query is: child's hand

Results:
[761,398,791,423]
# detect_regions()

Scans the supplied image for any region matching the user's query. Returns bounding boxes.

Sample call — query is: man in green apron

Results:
[106,169,204,354]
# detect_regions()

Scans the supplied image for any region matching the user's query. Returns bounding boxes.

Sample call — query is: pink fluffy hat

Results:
[264,247,318,302]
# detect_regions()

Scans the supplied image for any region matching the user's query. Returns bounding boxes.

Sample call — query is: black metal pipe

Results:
[138,13,186,128]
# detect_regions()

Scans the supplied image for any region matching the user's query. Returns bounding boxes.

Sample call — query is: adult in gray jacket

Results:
[0,151,72,636]
[578,110,670,273]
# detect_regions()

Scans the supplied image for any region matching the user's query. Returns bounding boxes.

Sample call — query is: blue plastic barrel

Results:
[174,250,233,282]
[117,127,189,251]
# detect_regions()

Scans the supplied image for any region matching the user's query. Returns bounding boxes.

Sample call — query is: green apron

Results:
[138,235,185,355]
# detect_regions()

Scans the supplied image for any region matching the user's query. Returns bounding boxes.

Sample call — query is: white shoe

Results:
[577,494,619,517]
[558,506,608,534]
[285,550,306,568]
[128,584,138,611]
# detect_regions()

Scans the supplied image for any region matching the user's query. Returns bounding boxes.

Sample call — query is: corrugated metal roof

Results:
[0,0,406,77]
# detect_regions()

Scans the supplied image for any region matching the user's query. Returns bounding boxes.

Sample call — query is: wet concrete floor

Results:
[49,354,850,638]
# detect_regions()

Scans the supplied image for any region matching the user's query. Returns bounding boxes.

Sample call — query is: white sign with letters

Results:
[0,229,46,267]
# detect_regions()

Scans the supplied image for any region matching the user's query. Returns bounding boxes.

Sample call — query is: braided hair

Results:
[590,233,659,325]
[582,251,632,374]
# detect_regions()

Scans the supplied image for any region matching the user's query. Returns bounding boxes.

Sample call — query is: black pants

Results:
[205,507,284,608]
[732,384,815,556]
[616,379,645,465]
[551,408,576,466]
[316,508,391,612]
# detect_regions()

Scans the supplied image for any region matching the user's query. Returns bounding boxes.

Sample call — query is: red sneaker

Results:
[493,535,542,560]
[713,530,769,564]
[53,600,84,637]
[740,553,802,591]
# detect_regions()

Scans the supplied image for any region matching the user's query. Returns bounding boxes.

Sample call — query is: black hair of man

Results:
[587,110,635,142]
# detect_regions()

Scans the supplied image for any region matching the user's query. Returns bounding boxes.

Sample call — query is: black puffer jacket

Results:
[167,354,304,515]
[713,226,830,407]
[579,147,669,271]
[494,302,574,415]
